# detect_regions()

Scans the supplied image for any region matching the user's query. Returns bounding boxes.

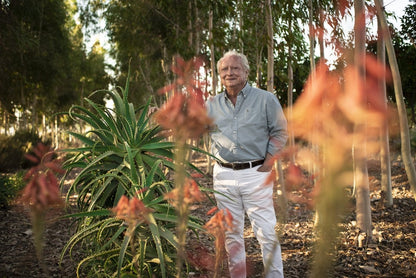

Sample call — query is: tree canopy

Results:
[0,0,414,134]
[0,0,110,133]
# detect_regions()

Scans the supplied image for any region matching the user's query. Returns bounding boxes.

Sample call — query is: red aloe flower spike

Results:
[204,208,234,234]
[20,143,64,211]
[112,195,129,219]
[207,206,218,215]
[286,163,305,190]
[154,56,212,140]
[112,195,153,226]
[25,153,40,164]
[164,178,204,208]
[44,162,65,175]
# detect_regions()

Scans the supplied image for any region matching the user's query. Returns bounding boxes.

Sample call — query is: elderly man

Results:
[206,50,287,278]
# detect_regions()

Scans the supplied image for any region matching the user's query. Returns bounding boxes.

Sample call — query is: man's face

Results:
[219,56,248,91]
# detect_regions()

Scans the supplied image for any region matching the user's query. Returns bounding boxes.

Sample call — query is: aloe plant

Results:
[60,76,204,277]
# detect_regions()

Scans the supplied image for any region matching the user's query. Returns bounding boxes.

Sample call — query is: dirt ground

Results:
[1,156,416,277]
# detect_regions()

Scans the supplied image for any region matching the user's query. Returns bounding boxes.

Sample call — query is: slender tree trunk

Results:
[266,0,273,92]
[194,0,200,55]
[287,13,295,163]
[354,0,372,240]
[377,0,393,207]
[308,0,315,73]
[375,0,416,198]
[266,0,287,224]
[32,95,38,131]
[41,114,46,141]
[308,0,319,180]
[205,8,217,175]
[188,1,193,48]
[319,9,325,60]
[209,10,216,96]
[3,109,8,135]
[238,0,244,52]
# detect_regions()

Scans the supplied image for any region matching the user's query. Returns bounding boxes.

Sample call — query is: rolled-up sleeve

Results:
[266,94,288,156]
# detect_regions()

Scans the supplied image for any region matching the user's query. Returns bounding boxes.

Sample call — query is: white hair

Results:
[216,50,250,74]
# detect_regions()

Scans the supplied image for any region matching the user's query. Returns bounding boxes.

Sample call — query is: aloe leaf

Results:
[124,142,139,185]
[117,234,131,278]
[147,214,166,278]
[100,225,126,251]
[61,209,111,219]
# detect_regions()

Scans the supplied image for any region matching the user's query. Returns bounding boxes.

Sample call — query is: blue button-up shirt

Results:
[206,83,288,163]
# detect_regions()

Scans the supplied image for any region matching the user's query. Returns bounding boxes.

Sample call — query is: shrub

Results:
[0,130,44,172]
[60,76,204,278]
[0,172,25,209]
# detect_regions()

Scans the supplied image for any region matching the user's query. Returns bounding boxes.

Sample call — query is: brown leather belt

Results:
[218,159,264,170]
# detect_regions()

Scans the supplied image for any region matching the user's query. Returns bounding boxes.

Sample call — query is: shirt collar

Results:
[224,82,250,100]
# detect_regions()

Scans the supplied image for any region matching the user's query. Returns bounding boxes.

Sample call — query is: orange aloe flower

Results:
[158,56,208,104]
[164,178,204,208]
[154,56,213,139]
[204,208,234,236]
[204,207,234,276]
[19,143,64,211]
[112,195,153,226]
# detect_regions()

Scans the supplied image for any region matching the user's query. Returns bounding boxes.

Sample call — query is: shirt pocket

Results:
[243,108,265,126]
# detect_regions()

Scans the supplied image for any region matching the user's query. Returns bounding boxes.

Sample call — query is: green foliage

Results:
[0,172,25,209]
[401,3,416,45]
[0,130,44,172]
[0,0,110,131]
[61,77,202,277]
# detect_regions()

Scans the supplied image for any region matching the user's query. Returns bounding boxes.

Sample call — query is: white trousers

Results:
[213,163,284,278]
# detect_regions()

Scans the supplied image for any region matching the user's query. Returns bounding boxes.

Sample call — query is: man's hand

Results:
[257,153,274,172]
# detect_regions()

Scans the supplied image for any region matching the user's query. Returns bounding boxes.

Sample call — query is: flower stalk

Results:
[204,207,233,278]
[287,57,392,277]
[18,143,64,275]
[154,56,212,277]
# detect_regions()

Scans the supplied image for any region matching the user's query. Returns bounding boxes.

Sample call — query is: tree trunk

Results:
[308,0,319,180]
[375,0,416,198]
[239,0,244,52]
[287,14,295,161]
[194,0,200,55]
[377,0,393,207]
[188,1,193,48]
[319,9,325,61]
[308,0,315,73]
[354,0,372,240]
[266,0,273,92]
[266,0,287,223]
[209,9,216,96]
[205,8,217,175]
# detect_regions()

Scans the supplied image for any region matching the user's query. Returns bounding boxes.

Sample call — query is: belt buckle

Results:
[233,162,248,170]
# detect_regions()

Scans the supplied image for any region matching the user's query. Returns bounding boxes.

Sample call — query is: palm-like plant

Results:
[60,76,203,277]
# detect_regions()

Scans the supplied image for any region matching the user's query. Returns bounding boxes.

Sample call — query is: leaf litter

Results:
[0,155,416,277]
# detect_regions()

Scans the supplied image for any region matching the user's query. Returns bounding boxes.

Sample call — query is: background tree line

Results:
[0,0,110,138]
[0,0,415,152]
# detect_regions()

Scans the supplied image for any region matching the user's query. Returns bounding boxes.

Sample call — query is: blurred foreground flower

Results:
[186,242,215,272]
[18,142,64,275]
[154,56,212,277]
[20,143,64,211]
[112,195,154,272]
[158,56,208,105]
[164,178,204,208]
[112,195,153,228]
[204,208,233,278]
[287,55,393,278]
[154,56,212,140]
